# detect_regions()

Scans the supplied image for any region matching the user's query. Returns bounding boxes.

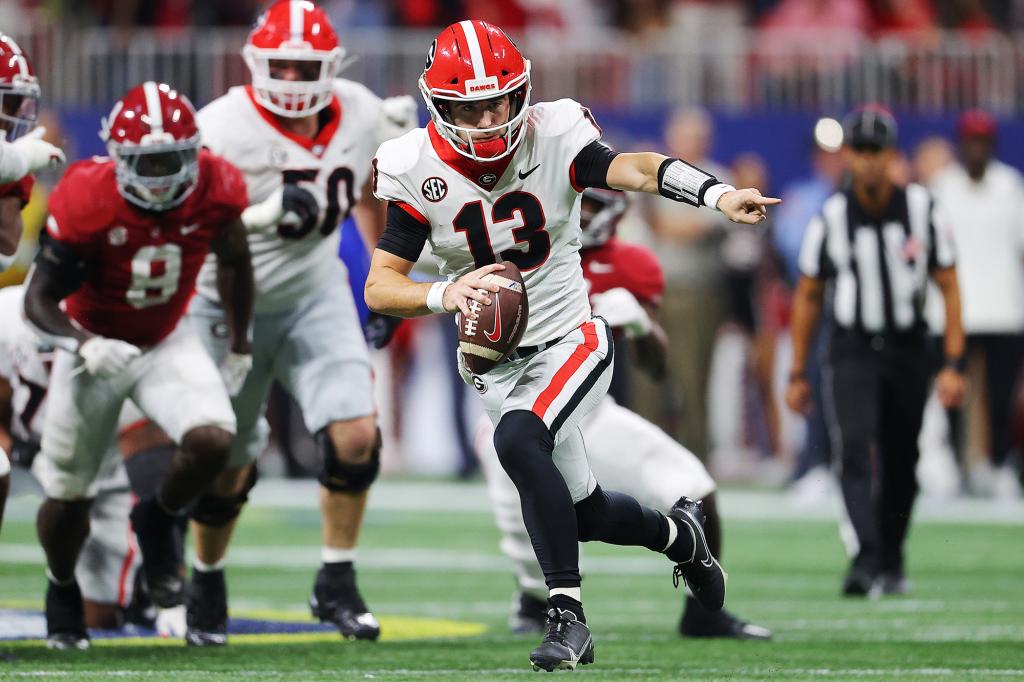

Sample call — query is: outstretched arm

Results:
[605,152,780,225]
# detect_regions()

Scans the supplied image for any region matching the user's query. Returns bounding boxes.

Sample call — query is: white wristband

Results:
[703,183,736,210]
[426,280,451,314]
[0,446,10,477]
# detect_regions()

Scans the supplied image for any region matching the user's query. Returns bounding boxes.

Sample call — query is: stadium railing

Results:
[11,25,1024,113]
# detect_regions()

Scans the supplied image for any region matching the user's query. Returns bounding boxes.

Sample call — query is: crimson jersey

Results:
[581,237,665,310]
[0,175,34,207]
[46,150,247,347]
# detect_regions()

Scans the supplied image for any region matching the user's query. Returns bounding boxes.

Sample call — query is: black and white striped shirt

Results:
[799,183,956,334]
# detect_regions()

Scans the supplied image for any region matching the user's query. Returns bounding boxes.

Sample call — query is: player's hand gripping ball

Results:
[456,262,529,375]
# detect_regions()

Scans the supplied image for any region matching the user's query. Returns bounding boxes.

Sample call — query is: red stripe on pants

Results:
[531,322,599,421]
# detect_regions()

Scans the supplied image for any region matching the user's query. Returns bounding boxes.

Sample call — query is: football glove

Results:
[590,287,653,339]
[364,311,404,349]
[0,127,66,182]
[279,180,326,234]
[155,604,187,638]
[220,351,253,397]
[79,337,142,378]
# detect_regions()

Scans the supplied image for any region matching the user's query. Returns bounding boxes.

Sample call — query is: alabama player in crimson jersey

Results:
[185,0,417,646]
[365,20,779,670]
[476,189,772,641]
[0,33,64,272]
[23,82,254,650]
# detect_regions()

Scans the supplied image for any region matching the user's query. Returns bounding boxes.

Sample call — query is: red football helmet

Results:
[243,0,345,118]
[100,82,201,212]
[579,188,627,250]
[0,33,40,141]
[419,20,531,162]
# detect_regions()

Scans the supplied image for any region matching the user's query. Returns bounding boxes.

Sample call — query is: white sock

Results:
[322,546,357,564]
[662,516,678,553]
[549,587,582,603]
[193,557,226,573]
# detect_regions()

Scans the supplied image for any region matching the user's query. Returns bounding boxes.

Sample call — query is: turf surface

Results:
[1,481,1023,681]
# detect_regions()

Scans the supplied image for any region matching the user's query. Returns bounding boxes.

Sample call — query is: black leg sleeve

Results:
[493,410,581,589]
[574,485,668,552]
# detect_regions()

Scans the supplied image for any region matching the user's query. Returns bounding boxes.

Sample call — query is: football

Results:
[457,262,529,375]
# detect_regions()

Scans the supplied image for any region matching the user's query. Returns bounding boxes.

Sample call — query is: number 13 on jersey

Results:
[454,191,550,271]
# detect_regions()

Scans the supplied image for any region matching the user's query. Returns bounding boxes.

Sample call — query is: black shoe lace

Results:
[542,610,568,644]
[672,565,685,589]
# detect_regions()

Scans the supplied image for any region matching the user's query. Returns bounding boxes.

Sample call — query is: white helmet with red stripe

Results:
[0,33,41,141]
[100,82,201,212]
[243,0,345,118]
[419,20,531,163]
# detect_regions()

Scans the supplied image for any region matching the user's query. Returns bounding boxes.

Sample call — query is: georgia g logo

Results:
[425,39,437,69]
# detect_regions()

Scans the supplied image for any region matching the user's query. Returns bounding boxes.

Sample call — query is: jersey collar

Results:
[427,122,515,191]
[245,85,342,158]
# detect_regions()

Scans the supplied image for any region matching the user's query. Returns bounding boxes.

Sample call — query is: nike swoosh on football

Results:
[484,290,503,342]
[518,164,541,180]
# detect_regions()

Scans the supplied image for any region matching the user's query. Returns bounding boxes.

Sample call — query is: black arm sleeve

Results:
[32,231,89,298]
[571,140,619,191]
[377,203,430,263]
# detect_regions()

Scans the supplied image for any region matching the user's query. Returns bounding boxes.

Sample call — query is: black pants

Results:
[946,333,1024,468]
[826,330,930,576]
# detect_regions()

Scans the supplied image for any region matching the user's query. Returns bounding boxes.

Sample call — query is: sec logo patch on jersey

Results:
[422,177,448,202]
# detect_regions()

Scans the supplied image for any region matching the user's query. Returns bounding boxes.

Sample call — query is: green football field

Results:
[1,480,1023,681]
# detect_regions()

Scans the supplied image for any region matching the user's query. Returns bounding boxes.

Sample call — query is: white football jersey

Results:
[196,79,397,313]
[373,99,600,346]
[0,286,132,492]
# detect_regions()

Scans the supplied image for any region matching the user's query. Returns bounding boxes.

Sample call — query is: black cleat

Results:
[680,597,772,640]
[129,497,185,608]
[45,580,89,651]
[667,497,727,611]
[310,563,380,641]
[842,566,879,598]
[529,608,595,672]
[186,569,228,647]
[510,592,548,635]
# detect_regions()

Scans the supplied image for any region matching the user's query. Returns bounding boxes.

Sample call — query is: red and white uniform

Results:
[37,152,242,500]
[47,151,247,347]
[374,100,600,347]
[477,239,716,600]
[0,286,141,606]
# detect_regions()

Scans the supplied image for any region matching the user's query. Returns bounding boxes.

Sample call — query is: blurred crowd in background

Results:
[2,1,1022,501]
[2,0,1023,34]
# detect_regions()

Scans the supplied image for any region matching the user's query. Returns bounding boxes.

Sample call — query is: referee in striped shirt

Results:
[785,109,966,597]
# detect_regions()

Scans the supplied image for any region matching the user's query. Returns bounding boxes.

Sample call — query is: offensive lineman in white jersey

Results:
[188,0,416,646]
[365,20,780,671]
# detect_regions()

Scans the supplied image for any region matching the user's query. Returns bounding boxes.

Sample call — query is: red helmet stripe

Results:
[458,20,487,80]
[290,0,305,42]
[143,81,164,135]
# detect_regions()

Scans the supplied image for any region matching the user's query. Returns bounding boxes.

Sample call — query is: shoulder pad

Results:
[529,99,590,139]
[374,129,428,176]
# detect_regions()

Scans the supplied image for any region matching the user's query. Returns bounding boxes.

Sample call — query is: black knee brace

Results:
[124,444,175,501]
[317,427,381,493]
[191,467,258,527]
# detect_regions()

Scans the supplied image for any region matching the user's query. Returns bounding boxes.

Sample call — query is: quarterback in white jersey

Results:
[366,20,779,671]
[186,0,416,647]
[0,285,151,631]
